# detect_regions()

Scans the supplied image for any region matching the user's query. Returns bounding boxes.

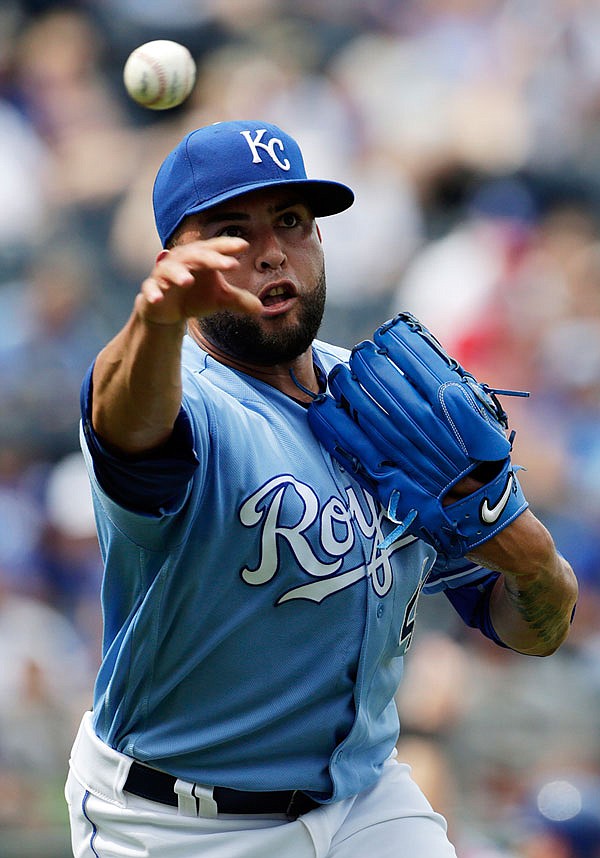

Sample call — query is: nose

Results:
[255,230,286,271]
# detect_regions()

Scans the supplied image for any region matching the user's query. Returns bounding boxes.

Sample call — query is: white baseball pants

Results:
[65,712,457,858]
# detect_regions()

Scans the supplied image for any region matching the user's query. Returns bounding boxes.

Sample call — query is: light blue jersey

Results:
[81,335,488,802]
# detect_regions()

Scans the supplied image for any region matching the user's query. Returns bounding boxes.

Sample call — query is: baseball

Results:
[123,40,196,110]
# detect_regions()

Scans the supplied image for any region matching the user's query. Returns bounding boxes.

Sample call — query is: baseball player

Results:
[65,120,578,857]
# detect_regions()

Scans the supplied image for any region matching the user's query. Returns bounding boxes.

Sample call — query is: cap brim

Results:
[174,178,354,233]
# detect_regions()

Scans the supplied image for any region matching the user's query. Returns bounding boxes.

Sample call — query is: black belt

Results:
[124,761,320,818]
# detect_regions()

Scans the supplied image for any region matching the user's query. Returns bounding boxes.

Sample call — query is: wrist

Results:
[134,294,187,331]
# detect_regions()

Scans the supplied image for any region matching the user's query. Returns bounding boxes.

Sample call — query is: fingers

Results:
[139,238,258,322]
[169,237,249,266]
[157,237,248,283]
[146,257,195,295]
[219,282,263,315]
[228,289,263,316]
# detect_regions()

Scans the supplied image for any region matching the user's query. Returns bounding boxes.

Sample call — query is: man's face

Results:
[173,187,327,365]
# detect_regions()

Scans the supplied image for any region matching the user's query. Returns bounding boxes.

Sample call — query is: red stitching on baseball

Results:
[135,50,168,106]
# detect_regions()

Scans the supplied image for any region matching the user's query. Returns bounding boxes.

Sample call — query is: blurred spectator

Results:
[0,239,112,458]
[316,145,423,346]
[0,548,94,839]
[0,98,49,262]
[0,460,45,599]
[0,569,93,774]
[40,451,103,658]
[390,173,539,358]
[6,5,142,257]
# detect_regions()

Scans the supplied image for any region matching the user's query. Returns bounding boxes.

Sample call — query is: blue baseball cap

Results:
[152,120,355,246]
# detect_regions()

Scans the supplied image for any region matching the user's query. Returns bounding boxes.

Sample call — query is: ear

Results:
[156,249,171,263]
[316,223,323,243]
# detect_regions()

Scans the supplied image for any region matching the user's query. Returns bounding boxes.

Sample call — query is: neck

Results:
[188,323,319,402]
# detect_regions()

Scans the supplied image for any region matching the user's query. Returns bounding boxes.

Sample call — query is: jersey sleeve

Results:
[422,555,494,594]
[441,570,508,648]
[80,362,199,515]
[422,554,507,647]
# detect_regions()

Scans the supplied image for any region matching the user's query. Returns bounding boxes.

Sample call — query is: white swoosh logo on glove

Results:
[480,473,514,524]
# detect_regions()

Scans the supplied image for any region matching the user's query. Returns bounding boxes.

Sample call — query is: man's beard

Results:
[198,269,326,365]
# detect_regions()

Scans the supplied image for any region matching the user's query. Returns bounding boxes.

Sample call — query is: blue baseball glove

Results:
[308,313,529,562]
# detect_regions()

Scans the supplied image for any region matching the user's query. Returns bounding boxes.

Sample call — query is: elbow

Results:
[510,592,578,658]
[492,559,579,658]
[517,629,570,658]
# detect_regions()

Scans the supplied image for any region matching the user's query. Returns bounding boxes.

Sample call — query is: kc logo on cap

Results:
[152,119,354,246]
[240,129,291,171]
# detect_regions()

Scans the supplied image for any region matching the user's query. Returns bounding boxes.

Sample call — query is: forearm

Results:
[92,301,186,454]
[90,236,259,454]
[467,509,578,656]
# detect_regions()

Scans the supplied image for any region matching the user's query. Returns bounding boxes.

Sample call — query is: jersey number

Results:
[399,582,423,652]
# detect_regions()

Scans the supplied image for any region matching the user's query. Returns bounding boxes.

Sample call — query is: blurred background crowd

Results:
[1,0,600,855]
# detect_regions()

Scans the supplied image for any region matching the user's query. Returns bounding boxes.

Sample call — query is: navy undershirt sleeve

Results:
[80,363,199,515]
[443,571,509,648]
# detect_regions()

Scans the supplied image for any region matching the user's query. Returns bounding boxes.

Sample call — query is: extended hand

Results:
[136,238,262,325]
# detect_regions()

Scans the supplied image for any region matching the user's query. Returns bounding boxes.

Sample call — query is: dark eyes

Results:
[220,225,244,238]
[217,211,301,238]
[280,211,300,228]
